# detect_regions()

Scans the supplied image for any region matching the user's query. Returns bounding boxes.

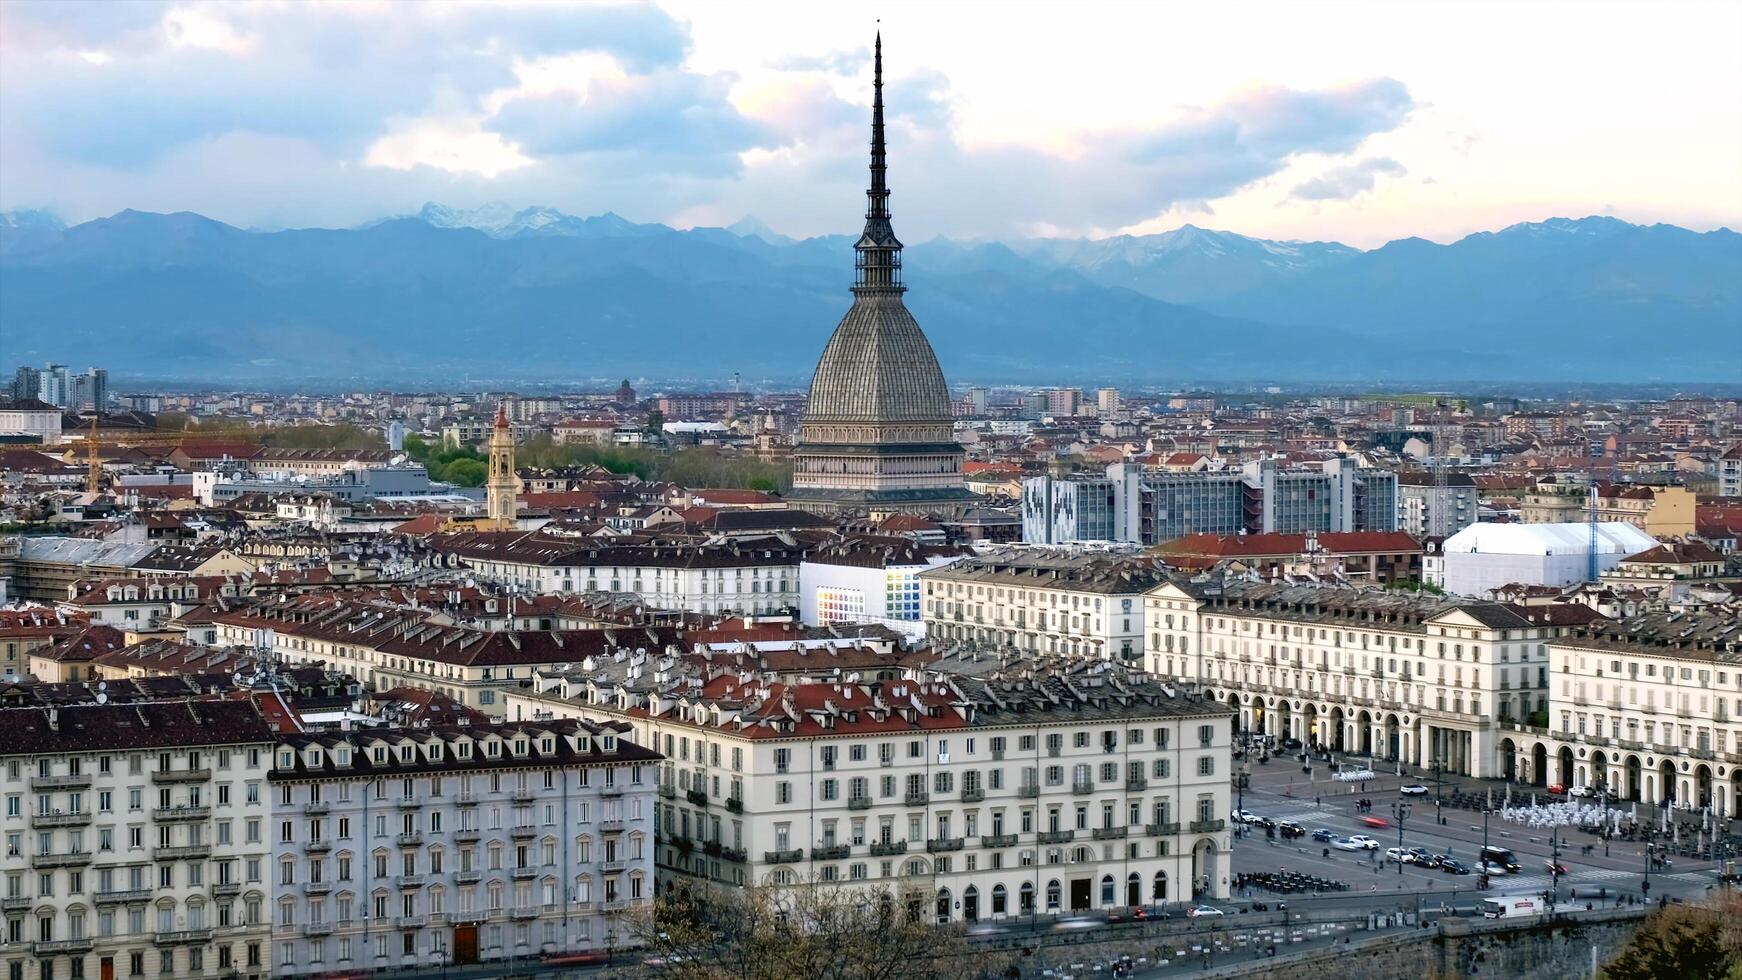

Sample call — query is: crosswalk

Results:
[1666,871,1717,883]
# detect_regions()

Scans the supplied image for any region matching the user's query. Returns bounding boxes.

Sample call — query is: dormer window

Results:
[399,746,414,763]
[457,743,472,759]
[540,738,554,754]
[278,751,294,769]
[336,749,351,766]
[373,747,387,763]
[602,736,617,753]
[514,740,528,756]
[428,743,443,761]
[485,742,499,757]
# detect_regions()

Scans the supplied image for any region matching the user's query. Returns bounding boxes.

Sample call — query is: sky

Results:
[1,0,1739,248]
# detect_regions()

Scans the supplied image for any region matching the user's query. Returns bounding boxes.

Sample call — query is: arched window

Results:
[1152,870,1168,902]
[1019,882,1035,914]
[1045,879,1060,912]
[1100,875,1115,906]
[991,884,1007,916]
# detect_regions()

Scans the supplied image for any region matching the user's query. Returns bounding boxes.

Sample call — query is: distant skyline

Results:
[1,1,1739,248]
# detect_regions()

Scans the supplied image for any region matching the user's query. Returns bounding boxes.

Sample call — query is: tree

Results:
[1602,897,1742,979]
[625,880,1008,980]
[443,458,486,487]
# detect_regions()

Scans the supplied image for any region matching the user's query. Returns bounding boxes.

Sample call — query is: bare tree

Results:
[626,880,1015,980]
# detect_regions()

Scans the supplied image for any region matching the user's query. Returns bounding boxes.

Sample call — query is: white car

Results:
[1186,905,1225,918]
[1232,809,1259,824]
[1348,835,1381,850]
[1399,784,1430,796]
[1384,847,1411,863]
[1478,860,1510,875]
[1568,785,1594,798]
[1330,837,1364,851]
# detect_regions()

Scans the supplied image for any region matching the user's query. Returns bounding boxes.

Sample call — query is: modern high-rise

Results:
[788,36,975,518]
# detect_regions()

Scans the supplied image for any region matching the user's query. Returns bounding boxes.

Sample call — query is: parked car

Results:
[1568,785,1594,799]
[1400,784,1430,796]
[1187,905,1225,918]
[1547,783,1567,795]
[1312,828,1338,842]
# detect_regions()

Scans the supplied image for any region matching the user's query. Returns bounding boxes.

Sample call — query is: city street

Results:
[1224,751,1730,911]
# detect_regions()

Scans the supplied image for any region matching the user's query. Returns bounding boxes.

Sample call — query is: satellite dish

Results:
[95,692,108,704]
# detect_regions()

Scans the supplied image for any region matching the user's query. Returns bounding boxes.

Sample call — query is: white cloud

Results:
[364,115,532,178]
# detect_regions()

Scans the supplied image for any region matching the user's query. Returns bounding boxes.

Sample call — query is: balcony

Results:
[30,774,91,791]
[153,805,211,823]
[304,839,332,854]
[456,793,479,806]
[151,768,212,785]
[453,829,481,844]
[511,867,537,881]
[510,826,537,841]
[33,939,95,956]
[599,785,624,798]
[813,844,851,861]
[720,846,747,862]
[702,840,722,857]
[904,791,929,806]
[847,796,872,810]
[868,841,907,857]
[1037,830,1074,845]
[763,848,804,864]
[1618,739,1646,751]
[396,832,423,847]
[2,895,33,913]
[1092,827,1129,841]
[152,844,211,861]
[512,789,537,804]
[303,801,330,816]
[1125,777,1148,792]
[981,834,1018,848]
[31,811,93,829]
[302,923,334,938]
[1145,822,1181,837]
[213,882,242,898]
[1071,780,1095,795]
[1189,819,1226,834]
[396,874,426,889]
[686,789,709,807]
[32,851,93,869]
[599,860,628,874]
[454,871,482,884]
[725,797,744,814]
[598,819,626,834]
[398,914,429,929]
[153,928,213,946]
[602,899,633,912]
[1584,735,1611,747]
[397,797,421,810]
[1018,785,1040,799]
[960,787,985,803]
[658,784,677,799]
[304,881,332,896]
[1692,748,1717,761]
[94,889,152,905]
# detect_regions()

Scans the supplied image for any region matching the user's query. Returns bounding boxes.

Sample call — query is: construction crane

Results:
[60,416,196,495]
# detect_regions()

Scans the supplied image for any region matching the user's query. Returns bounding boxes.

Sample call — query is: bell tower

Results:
[485,401,519,526]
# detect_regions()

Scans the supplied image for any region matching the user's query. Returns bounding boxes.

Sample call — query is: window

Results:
[1197,757,1214,777]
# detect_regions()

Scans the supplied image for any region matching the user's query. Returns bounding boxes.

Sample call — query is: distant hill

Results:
[1,205,1736,383]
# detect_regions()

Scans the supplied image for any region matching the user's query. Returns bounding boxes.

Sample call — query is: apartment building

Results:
[920,550,1166,662]
[1145,578,1603,778]
[1396,471,1478,539]
[0,701,277,980]
[264,719,659,976]
[503,654,1234,920]
[210,595,684,716]
[1518,610,1742,815]
[427,532,804,615]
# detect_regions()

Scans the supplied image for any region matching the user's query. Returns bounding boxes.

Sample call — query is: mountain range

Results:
[1,203,1736,384]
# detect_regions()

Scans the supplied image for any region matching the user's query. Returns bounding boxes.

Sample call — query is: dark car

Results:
[1312,828,1337,842]
[1250,901,1270,912]
[1280,737,1303,751]
[1440,860,1472,875]
[1278,821,1306,839]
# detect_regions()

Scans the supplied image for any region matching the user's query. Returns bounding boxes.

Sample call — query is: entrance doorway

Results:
[1070,878,1091,911]
[453,924,479,965]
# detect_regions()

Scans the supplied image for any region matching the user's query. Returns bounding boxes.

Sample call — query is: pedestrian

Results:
[1371,883,1377,894]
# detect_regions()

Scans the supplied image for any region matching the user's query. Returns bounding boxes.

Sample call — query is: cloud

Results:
[770,47,870,75]
[1290,156,1409,200]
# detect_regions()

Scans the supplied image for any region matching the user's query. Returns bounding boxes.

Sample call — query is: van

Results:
[1481,896,1546,918]
[1480,845,1521,873]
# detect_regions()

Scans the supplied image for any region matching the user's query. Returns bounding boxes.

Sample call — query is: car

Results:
[1400,784,1430,796]
[1331,836,1364,851]
[1347,835,1380,850]
[1385,847,1412,863]
[1406,847,1434,863]
[1441,860,1472,875]
[1052,915,1100,930]
[1479,860,1510,875]
[1312,828,1338,842]
[1359,816,1391,829]
[1249,900,1270,912]
[1186,905,1225,918]
[1233,809,1259,824]
[1567,785,1594,799]
[1278,821,1306,839]
[1547,783,1567,795]
[1546,861,1570,875]
[1279,737,1303,751]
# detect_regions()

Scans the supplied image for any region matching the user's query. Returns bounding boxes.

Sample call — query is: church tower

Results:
[484,401,519,526]
[786,34,975,517]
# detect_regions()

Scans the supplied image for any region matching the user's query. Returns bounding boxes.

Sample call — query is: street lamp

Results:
[1392,803,1411,876]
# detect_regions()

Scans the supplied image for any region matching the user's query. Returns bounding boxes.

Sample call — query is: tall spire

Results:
[854,30,903,293]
